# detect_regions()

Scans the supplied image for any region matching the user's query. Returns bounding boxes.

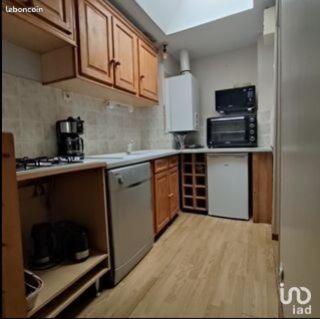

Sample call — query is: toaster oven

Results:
[207,115,257,148]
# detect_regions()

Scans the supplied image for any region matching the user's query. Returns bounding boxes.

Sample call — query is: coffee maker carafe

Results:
[56,117,84,158]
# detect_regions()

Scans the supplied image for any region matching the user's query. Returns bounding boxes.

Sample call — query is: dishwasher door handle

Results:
[127,180,147,189]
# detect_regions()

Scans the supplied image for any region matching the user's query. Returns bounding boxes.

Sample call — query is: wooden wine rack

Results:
[181,153,208,213]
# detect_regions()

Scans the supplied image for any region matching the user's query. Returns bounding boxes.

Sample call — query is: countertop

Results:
[86,147,273,170]
[85,150,180,169]
[16,147,273,178]
[180,147,272,154]
[16,161,107,182]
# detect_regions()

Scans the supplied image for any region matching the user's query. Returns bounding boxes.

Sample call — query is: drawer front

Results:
[168,156,179,168]
[154,158,169,173]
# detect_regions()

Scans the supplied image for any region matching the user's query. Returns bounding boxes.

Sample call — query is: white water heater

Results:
[165,50,199,132]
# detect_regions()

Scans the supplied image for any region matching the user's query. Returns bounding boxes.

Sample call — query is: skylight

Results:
[135,0,254,35]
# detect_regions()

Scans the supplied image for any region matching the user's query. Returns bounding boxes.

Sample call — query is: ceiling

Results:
[135,0,253,35]
[109,0,275,60]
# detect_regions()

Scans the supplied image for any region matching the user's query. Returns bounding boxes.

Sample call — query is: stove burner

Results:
[16,156,84,171]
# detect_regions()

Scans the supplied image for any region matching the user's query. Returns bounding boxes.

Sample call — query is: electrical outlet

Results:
[62,91,72,103]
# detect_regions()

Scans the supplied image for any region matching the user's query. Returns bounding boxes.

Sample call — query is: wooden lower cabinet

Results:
[168,167,179,218]
[2,133,27,318]
[154,171,170,234]
[252,152,273,224]
[2,133,111,318]
[153,156,180,235]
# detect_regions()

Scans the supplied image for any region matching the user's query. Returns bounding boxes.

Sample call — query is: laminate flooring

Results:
[69,213,279,318]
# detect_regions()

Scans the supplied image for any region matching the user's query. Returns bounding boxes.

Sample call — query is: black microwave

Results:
[207,115,257,148]
[215,85,256,114]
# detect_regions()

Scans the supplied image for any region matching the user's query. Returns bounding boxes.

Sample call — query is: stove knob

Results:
[249,117,255,122]
[249,123,255,128]
[250,130,255,135]
[250,136,256,142]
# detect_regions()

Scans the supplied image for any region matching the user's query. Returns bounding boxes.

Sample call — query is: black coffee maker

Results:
[56,117,84,158]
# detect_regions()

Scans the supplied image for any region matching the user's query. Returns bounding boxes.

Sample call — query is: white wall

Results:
[257,35,275,147]
[192,44,257,146]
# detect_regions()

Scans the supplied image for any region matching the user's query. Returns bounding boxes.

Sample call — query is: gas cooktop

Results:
[16,156,84,172]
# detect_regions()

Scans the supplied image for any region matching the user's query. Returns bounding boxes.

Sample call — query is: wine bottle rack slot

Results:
[181,154,208,213]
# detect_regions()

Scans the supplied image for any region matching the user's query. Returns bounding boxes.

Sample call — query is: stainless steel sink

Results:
[103,156,125,160]
[128,150,151,155]
[87,150,162,160]
[88,154,126,160]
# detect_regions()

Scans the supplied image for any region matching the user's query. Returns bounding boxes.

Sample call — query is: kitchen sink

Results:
[88,154,126,160]
[103,156,125,160]
[104,151,153,158]
[128,150,152,155]
[87,150,166,161]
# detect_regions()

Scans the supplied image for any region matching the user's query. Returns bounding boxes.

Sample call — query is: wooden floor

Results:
[68,213,279,318]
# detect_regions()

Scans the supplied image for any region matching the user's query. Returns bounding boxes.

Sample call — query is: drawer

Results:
[168,156,179,168]
[154,158,169,173]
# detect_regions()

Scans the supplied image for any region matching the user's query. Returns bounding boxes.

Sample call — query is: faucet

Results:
[126,140,134,154]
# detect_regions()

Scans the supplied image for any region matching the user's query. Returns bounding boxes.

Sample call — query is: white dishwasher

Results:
[207,153,249,220]
[108,163,154,285]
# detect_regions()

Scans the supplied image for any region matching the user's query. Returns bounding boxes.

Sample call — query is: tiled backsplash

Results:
[2,73,173,158]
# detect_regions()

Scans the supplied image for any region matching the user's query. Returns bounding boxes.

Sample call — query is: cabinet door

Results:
[78,0,114,85]
[252,153,273,224]
[33,0,74,34]
[113,17,138,94]
[154,171,170,234]
[168,167,180,218]
[138,39,158,101]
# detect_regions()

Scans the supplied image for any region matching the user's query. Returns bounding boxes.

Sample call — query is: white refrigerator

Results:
[207,153,249,220]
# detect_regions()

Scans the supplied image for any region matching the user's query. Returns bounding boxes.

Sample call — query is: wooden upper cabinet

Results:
[112,17,138,94]
[36,0,159,105]
[33,0,74,34]
[154,172,170,234]
[138,39,159,101]
[168,167,179,218]
[78,0,114,85]
[3,0,76,51]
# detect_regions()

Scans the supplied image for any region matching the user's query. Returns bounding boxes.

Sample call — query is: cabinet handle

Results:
[109,59,116,65]
[168,193,173,198]
[115,61,121,67]
[140,75,145,80]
